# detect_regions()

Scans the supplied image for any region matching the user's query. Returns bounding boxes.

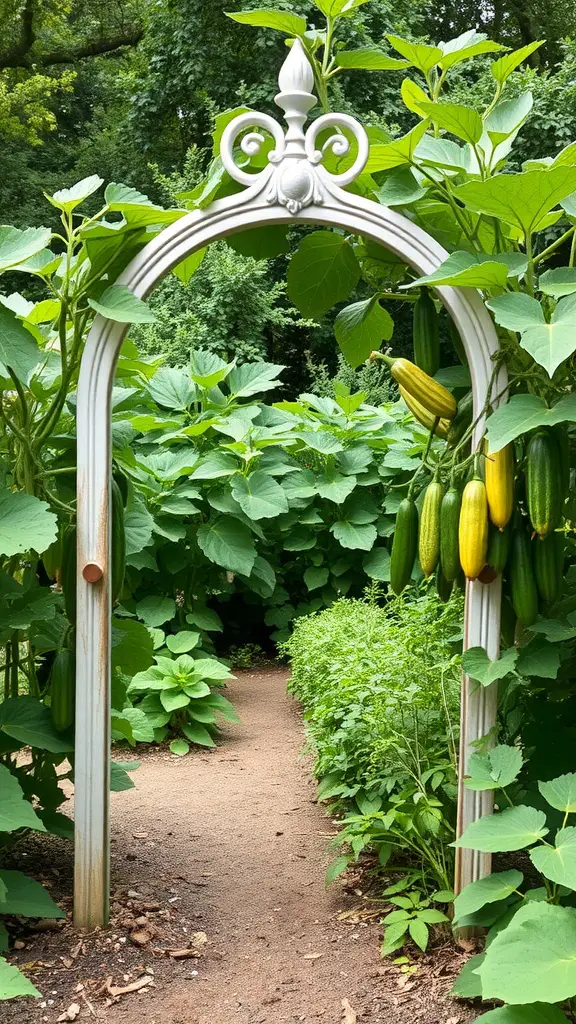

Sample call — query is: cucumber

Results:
[533,532,563,607]
[448,317,468,366]
[436,568,453,603]
[509,527,539,627]
[459,478,489,581]
[111,479,126,605]
[390,498,418,595]
[49,649,75,732]
[500,595,516,649]
[413,288,440,377]
[487,523,511,575]
[447,391,473,449]
[440,486,461,582]
[526,429,563,539]
[419,480,444,577]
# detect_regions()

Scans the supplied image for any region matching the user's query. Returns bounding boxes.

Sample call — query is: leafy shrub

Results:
[284,588,463,894]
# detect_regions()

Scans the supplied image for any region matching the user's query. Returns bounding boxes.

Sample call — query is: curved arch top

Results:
[74,39,506,929]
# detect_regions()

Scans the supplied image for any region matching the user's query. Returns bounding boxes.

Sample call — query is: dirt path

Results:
[5,669,468,1024]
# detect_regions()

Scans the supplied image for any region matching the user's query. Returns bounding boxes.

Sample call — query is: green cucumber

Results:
[390,497,418,595]
[440,486,461,582]
[49,649,75,732]
[413,288,440,377]
[509,527,538,627]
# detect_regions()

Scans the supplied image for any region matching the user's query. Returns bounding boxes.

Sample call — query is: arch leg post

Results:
[455,576,501,894]
[74,348,112,930]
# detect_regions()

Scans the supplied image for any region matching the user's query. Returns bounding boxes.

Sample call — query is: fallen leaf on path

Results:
[57,1003,81,1022]
[107,975,154,997]
[341,999,357,1023]
[302,952,323,960]
[167,931,208,959]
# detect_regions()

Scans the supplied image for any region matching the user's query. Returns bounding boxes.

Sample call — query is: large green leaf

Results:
[231,471,289,519]
[478,902,576,1004]
[225,10,306,35]
[491,42,545,85]
[183,721,216,747]
[439,37,505,70]
[363,546,391,581]
[450,953,485,998]
[111,617,154,675]
[330,520,377,550]
[227,361,284,398]
[539,267,576,298]
[0,305,41,381]
[0,226,52,273]
[0,765,46,833]
[136,596,176,628]
[228,226,289,260]
[406,251,526,290]
[50,174,103,211]
[516,637,560,679]
[124,494,154,555]
[487,292,576,377]
[419,102,483,144]
[365,120,428,173]
[287,231,360,318]
[386,35,442,73]
[539,773,576,814]
[334,297,393,368]
[454,805,548,852]
[316,470,357,504]
[375,168,426,207]
[0,869,65,917]
[462,646,518,685]
[454,870,524,921]
[455,167,576,239]
[0,958,41,1000]
[530,827,576,889]
[336,48,409,70]
[0,697,73,753]
[88,285,156,324]
[465,745,523,792]
[485,393,576,452]
[197,515,256,576]
[148,367,195,409]
[110,760,139,792]
[477,1006,571,1024]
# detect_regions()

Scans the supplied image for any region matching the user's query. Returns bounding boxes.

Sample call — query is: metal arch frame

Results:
[74,39,506,929]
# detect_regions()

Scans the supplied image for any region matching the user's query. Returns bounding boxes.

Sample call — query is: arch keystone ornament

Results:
[74,37,507,928]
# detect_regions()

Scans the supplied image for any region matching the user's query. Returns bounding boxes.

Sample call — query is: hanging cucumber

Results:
[447,391,473,449]
[49,649,75,732]
[436,568,453,603]
[533,532,563,607]
[526,429,563,539]
[459,478,489,581]
[440,486,462,582]
[509,527,539,627]
[485,443,514,530]
[413,288,440,377]
[374,354,457,420]
[399,386,449,438]
[419,479,444,577]
[448,317,468,367]
[486,522,511,575]
[390,497,419,595]
[111,479,126,605]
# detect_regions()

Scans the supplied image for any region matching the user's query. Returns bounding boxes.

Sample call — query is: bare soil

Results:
[2,668,475,1024]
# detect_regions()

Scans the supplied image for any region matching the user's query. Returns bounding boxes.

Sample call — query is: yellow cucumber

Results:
[419,480,444,577]
[485,443,514,531]
[458,478,489,581]
[389,357,457,420]
[399,386,449,439]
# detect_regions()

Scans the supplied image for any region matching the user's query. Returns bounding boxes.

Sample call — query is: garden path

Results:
[7,669,467,1023]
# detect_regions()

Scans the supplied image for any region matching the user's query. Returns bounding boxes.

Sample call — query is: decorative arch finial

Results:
[219,37,369,214]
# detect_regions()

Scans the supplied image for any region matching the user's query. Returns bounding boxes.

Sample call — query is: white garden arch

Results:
[74,39,507,928]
